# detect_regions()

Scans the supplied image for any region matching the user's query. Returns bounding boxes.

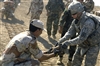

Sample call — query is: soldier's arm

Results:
[58,19,77,43]
[45,0,51,10]
[59,0,65,11]
[59,10,70,27]
[58,10,69,33]
[26,1,32,15]
[63,18,95,46]
[29,41,56,62]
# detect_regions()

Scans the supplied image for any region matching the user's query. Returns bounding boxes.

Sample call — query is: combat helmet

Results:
[68,1,84,15]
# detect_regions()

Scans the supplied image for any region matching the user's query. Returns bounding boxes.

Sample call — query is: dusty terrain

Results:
[0,0,100,66]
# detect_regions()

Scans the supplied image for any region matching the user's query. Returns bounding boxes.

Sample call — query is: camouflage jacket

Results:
[29,0,44,13]
[0,31,43,66]
[45,0,65,13]
[59,11,97,47]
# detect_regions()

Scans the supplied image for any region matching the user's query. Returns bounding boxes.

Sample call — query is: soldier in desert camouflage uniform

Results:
[0,19,60,66]
[45,0,65,38]
[27,0,44,22]
[57,1,100,66]
[1,0,15,19]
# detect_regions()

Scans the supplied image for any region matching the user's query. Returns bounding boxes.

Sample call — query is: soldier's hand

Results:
[54,49,60,56]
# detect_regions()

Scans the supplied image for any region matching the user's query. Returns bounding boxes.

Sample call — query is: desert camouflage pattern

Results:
[1,0,15,19]
[0,31,43,66]
[59,11,99,66]
[29,0,44,21]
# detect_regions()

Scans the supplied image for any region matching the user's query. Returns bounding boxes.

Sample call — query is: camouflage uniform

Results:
[59,11,99,66]
[83,0,94,13]
[29,0,44,21]
[45,0,65,37]
[0,31,42,66]
[1,0,15,19]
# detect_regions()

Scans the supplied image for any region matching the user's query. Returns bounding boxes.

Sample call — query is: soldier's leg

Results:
[85,45,99,66]
[1,8,5,19]
[46,16,53,37]
[52,16,59,38]
[72,47,84,66]
[30,13,35,22]
[35,13,40,19]
[67,45,76,66]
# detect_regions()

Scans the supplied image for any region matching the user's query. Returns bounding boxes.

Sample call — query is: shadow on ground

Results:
[38,36,58,49]
[1,17,24,25]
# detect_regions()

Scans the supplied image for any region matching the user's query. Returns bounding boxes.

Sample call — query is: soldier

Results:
[57,1,100,66]
[57,8,76,66]
[0,19,60,66]
[83,0,94,13]
[1,0,15,19]
[45,0,65,38]
[27,0,44,22]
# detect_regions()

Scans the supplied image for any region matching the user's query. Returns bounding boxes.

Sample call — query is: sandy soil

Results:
[0,0,100,66]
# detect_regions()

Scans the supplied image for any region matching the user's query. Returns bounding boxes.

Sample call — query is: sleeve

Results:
[58,19,76,43]
[29,41,43,59]
[59,10,69,26]
[63,18,95,46]
[45,0,50,10]
[14,36,32,52]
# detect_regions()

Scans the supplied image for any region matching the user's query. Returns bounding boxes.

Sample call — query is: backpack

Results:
[86,13,100,45]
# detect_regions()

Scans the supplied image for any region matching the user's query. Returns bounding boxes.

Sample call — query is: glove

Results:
[62,44,67,49]
[54,49,60,56]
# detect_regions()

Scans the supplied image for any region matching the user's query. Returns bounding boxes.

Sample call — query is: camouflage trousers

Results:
[0,53,40,66]
[30,12,41,22]
[72,45,99,66]
[46,14,60,36]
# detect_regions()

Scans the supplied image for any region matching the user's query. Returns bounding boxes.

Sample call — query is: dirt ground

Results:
[0,0,100,66]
